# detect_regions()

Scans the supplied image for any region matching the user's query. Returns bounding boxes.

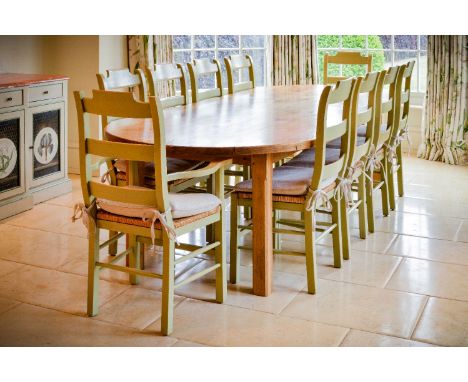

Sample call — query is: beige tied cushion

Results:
[97,192,221,220]
[235,166,335,196]
[284,148,341,168]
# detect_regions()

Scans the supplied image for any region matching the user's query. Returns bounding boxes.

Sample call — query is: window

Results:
[317,35,427,94]
[173,35,266,89]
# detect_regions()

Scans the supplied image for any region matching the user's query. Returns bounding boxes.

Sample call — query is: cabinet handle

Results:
[6,97,13,101]
[29,146,33,149]
[43,90,49,95]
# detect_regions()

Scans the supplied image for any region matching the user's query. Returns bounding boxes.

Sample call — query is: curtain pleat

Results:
[418,35,467,165]
[271,35,319,86]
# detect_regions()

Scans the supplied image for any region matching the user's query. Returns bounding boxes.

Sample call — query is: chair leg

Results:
[304,208,317,294]
[242,165,251,220]
[273,209,280,251]
[396,144,404,197]
[229,193,240,284]
[161,236,175,336]
[338,195,349,262]
[366,169,375,233]
[128,235,140,285]
[108,230,118,255]
[357,173,367,239]
[331,196,344,266]
[205,175,214,243]
[214,167,227,303]
[87,224,100,317]
[387,160,396,211]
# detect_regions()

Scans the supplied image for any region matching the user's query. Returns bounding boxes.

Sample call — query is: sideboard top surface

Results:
[0,73,69,89]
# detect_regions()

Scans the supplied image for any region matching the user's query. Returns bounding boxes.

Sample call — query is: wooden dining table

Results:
[105,85,334,297]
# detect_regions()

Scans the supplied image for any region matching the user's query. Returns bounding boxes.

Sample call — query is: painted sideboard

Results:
[0,73,72,220]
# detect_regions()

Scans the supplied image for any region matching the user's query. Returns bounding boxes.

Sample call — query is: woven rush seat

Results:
[235,166,336,202]
[283,147,341,168]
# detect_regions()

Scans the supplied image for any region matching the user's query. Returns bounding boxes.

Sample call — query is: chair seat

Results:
[115,158,204,180]
[234,166,336,199]
[283,148,341,168]
[327,135,366,149]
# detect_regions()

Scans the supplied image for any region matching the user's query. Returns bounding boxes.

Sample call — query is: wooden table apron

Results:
[105,85,334,297]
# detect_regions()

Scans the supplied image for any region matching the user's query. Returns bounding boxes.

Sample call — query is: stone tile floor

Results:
[1,156,467,346]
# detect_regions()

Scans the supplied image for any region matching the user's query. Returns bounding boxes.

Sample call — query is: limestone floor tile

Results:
[455,220,468,243]
[4,203,87,238]
[412,297,468,347]
[0,297,20,315]
[0,224,87,269]
[0,265,129,316]
[172,261,306,314]
[94,287,184,330]
[0,258,24,277]
[396,197,468,219]
[145,298,349,346]
[386,258,468,301]
[340,329,435,347]
[0,303,177,346]
[372,211,462,241]
[44,189,84,208]
[171,339,207,347]
[280,279,427,338]
[386,234,468,266]
[318,229,397,254]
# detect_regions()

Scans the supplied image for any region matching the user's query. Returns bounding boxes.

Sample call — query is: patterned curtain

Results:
[271,35,319,86]
[127,35,174,98]
[418,35,468,164]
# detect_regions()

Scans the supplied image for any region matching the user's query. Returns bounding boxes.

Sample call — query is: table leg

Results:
[251,154,273,296]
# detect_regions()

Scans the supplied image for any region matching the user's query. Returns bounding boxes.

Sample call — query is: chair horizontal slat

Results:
[160,95,185,108]
[83,90,151,119]
[86,138,154,162]
[89,181,157,206]
[153,64,183,81]
[325,120,347,142]
[328,79,354,103]
[194,59,219,74]
[197,88,222,101]
[357,108,373,125]
[233,81,253,92]
[322,156,344,179]
[230,55,251,69]
[381,99,393,113]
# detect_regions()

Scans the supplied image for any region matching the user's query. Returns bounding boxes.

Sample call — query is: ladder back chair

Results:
[73,89,228,335]
[387,61,415,210]
[187,58,223,103]
[230,78,359,294]
[224,54,255,94]
[140,63,188,108]
[324,51,373,85]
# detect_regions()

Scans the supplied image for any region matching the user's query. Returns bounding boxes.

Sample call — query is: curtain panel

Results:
[271,35,319,86]
[127,35,174,98]
[418,35,468,165]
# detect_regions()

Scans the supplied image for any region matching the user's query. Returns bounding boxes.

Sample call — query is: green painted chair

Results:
[187,58,223,103]
[386,61,415,210]
[285,71,385,260]
[230,78,359,293]
[324,51,373,85]
[224,54,255,94]
[73,89,228,336]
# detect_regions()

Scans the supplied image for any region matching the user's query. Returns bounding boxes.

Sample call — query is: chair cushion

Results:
[235,166,335,196]
[283,148,341,168]
[114,158,203,178]
[97,192,221,220]
[327,135,366,149]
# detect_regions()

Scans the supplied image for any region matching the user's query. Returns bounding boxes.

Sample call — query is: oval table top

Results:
[105,85,346,159]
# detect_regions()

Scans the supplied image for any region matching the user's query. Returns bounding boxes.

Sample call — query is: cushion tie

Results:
[71,201,96,234]
[142,209,179,246]
[400,126,412,157]
[100,168,113,184]
[365,144,387,190]
[305,189,332,212]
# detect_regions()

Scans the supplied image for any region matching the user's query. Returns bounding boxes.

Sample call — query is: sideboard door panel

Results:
[26,102,65,189]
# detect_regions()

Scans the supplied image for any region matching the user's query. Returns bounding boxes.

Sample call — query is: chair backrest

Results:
[392,61,415,140]
[324,51,373,85]
[141,63,188,108]
[187,58,223,103]
[373,65,400,148]
[74,90,171,218]
[311,77,359,191]
[224,54,255,94]
[349,70,386,166]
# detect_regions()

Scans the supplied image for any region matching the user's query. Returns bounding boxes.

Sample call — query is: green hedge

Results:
[317,35,385,83]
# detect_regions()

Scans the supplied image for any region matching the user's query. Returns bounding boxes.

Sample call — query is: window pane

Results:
[318,35,340,48]
[394,51,418,91]
[370,50,392,71]
[173,35,191,49]
[342,59,368,77]
[218,50,240,86]
[394,35,417,50]
[242,49,265,86]
[217,35,239,49]
[420,35,428,50]
[194,35,215,49]
[419,50,427,92]
[174,51,192,65]
[373,35,392,49]
[194,50,215,60]
[194,50,216,89]
[318,50,339,83]
[242,35,265,48]
[342,35,366,49]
